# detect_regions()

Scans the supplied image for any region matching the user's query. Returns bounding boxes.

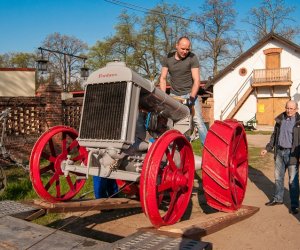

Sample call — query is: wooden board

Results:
[257,98,273,125]
[273,97,289,119]
[33,198,141,213]
[257,97,289,126]
[139,205,259,241]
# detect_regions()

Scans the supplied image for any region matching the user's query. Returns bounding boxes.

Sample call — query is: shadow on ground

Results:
[46,207,143,242]
[248,165,299,221]
[181,172,218,222]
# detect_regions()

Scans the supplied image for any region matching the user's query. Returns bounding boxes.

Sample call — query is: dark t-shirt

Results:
[161,51,200,95]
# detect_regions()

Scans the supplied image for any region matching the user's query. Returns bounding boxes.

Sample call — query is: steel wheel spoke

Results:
[55,179,61,197]
[181,148,188,172]
[66,175,76,191]
[233,171,246,190]
[68,140,79,153]
[40,164,54,175]
[41,151,56,163]
[236,154,248,166]
[163,191,179,222]
[166,148,177,171]
[233,133,242,155]
[170,143,176,158]
[45,172,59,191]
[62,132,67,154]
[158,180,172,193]
[48,138,56,157]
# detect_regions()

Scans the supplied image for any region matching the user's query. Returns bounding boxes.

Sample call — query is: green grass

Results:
[191,139,203,156]
[0,166,37,201]
[248,146,273,170]
[246,130,273,135]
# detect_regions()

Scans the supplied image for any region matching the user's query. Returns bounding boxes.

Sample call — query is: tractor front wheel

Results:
[30,126,88,202]
[140,130,194,228]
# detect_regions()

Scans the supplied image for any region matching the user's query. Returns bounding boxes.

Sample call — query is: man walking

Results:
[159,36,207,145]
[261,100,300,214]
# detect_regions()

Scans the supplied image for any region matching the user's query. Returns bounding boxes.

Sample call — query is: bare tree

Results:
[140,3,192,80]
[145,3,192,56]
[244,0,300,41]
[192,0,243,77]
[0,52,36,68]
[39,32,88,92]
[89,3,193,81]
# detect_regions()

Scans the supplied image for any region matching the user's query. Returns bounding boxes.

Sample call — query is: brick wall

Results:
[63,97,83,131]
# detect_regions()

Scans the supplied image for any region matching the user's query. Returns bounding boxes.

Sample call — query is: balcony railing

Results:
[253,67,291,84]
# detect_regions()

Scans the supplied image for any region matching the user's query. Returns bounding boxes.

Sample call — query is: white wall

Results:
[234,93,257,122]
[213,40,300,123]
[280,43,300,106]
[0,69,36,96]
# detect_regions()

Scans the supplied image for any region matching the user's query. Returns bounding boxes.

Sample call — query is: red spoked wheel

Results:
[30,126,88,203]
[116,180,139,197]
[202,119,248,212]
[140,130,194,228]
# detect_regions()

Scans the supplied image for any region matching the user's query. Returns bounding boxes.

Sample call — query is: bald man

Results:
[261,100,300,214]
[159,36,207,145]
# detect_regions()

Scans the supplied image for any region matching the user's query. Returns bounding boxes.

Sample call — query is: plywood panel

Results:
[257,98,273,125]
[257,97,290,126]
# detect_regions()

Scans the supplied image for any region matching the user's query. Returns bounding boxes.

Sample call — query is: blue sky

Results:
[0,0,300,54]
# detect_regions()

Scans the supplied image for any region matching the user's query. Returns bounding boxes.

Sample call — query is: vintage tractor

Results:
[29,61,248,228]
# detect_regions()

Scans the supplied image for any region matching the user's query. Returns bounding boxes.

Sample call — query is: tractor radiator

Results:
[78,81,140,148]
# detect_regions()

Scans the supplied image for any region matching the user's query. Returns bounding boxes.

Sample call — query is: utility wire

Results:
[104,0,199,23]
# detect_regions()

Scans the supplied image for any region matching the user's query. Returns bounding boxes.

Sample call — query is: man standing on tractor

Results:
[159,36,207,145]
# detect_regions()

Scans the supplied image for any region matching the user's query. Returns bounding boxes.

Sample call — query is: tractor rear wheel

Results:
[202,119,248,212]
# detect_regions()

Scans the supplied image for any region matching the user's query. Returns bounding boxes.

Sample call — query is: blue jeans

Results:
[170,93,208,145]
[93,176,118,199]
[274,148,299,209]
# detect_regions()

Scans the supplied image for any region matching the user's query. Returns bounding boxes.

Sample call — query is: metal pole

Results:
[38,47,87,61]
[37,47,88,91]
[64,54,67,92]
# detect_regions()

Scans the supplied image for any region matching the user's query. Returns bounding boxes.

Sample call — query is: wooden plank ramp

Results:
[140,205,259,241]
[32,197,141,213]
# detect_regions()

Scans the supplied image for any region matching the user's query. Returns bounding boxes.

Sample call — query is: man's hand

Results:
[261,149,267,156]
[186,96,195,107]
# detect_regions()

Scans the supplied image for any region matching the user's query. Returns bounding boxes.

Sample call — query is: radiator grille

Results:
[79,82,127,140]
